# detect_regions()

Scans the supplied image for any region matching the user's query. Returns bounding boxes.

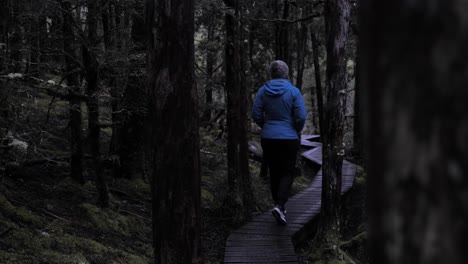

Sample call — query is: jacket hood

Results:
[264,79,291,96]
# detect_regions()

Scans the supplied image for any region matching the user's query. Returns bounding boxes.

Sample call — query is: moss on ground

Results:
[0,180,152,263]
[0,194,44,226]
[0,226,149,264]
[125,178,151,197]
[353,165,367,187]
[79,203,148,236]
[292,175,311,193]
[302,242,358,264]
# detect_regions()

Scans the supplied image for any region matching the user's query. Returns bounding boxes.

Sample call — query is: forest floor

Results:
[0,129,312,264]
[0,75,367,264]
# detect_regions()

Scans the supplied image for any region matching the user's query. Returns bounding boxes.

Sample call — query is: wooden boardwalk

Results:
[224,139,356,264]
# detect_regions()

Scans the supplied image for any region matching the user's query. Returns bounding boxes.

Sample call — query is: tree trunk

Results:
[84,0,109,208]
[9,0,23,72]
[61,0,84,185]
[107,2,145,181]
[101,0,113,51]
[318,0,350,260]
[311,30,324,136]
[361,1,468,263]
[0,0,9,72]
[109,1,117,48]
[275,0,290,66]
[147,0,202,263]
[115,75,147,180]
[122,6,134,51]
[295,13,308,91]
[352,42,361,159]
[145,0,156,180]
[202,15,215,124]
[239,3,252,206]
[224,0,252,223]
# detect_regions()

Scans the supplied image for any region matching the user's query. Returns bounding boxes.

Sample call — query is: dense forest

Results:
[1,0,467,264]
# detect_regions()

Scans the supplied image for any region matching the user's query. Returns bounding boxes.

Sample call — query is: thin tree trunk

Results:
[0,0,10,72]
[117,75,147,180]
[84,0,109,207]
[275,0,290,64]
[224,0,252,223]
[108,2,144,180]
[311,30,324,136]
[145,0,156,180]
[147,0,202,262]
[108,69,126,179]
[295,8,308,91]
[101,0,112,51]
[9,0,22,72]
[61,0,84,185]
[353,41,361,158]
[109,1,117,48]
[123,6,133,51]
[361,1,468,263]
[203,16,215,124]
[318,0,350,260]
[239,4,252,205]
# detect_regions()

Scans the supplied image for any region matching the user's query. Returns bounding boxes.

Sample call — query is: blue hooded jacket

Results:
[252,79,307,139]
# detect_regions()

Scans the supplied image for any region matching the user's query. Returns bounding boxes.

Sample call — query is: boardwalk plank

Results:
[225,246,295,254]
[224,252,296,258]
[226,239,292,247]
[301,134,320,141]
[224,255,299,263]
[300,146,323,165]
[300,139,322,148]
[224,155,356,263]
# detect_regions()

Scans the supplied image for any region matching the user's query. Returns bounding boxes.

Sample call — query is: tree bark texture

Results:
[319,0,350,258]
[275,0,290,67]
[353,41,362,159]
[360,1,468,263]
[61,0,84,185]
[8,1,24,72]
[311,30,324,136]
[295,8,308,91]
[224,0,252,222]
[203,16,216,124]
[84,0,109,207]
[101,0,113,51]
[147,0,202,263]
[0,0,9,72]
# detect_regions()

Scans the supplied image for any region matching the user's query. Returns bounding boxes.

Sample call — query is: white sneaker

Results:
[272,206,287,225]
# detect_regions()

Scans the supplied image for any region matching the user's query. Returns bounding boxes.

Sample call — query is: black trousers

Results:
[261,138,299,209]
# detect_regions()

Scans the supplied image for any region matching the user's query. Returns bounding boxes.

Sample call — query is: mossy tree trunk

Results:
[224,0,253,223]
[317,0,350,260]
[361,0,468,263]
[147,0,202,263]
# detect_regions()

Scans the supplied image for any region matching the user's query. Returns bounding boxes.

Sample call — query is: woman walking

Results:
[252,60,307,225]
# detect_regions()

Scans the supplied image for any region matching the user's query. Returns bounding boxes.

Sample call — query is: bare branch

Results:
[251,12,323,24]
